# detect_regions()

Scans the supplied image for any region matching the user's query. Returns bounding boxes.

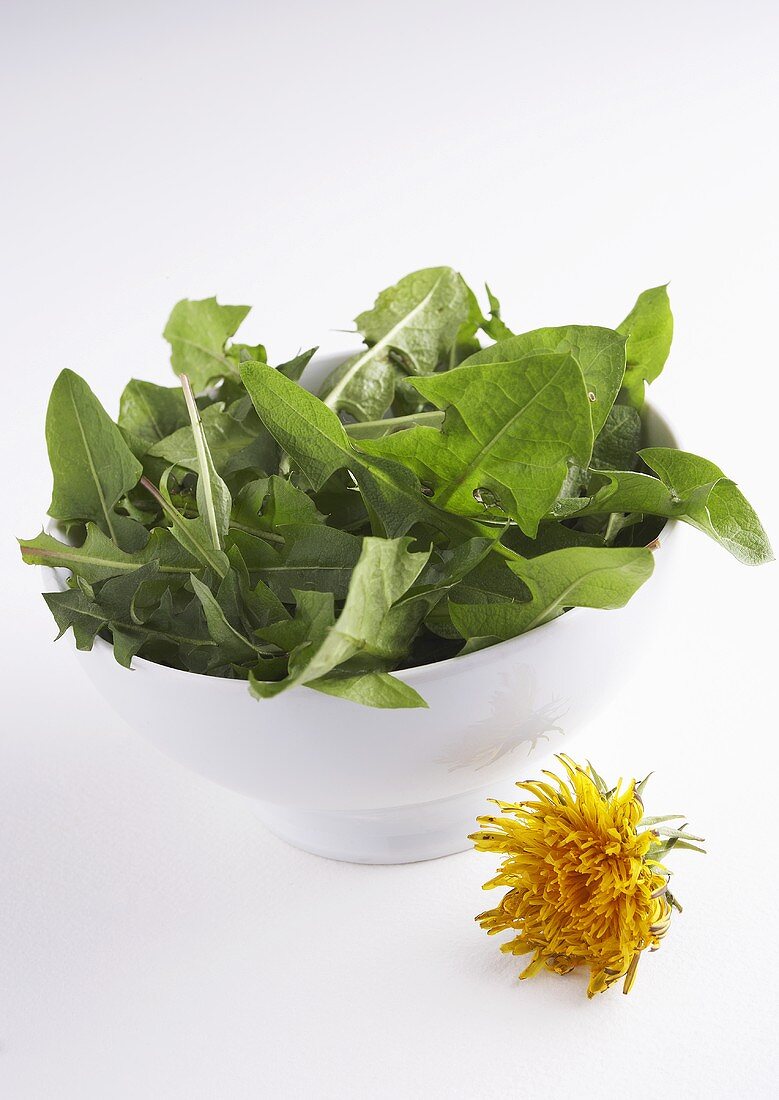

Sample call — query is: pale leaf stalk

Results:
[180,372,223,552]
[344,410,444,439]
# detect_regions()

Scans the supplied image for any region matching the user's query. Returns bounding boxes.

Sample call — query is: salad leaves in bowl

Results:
[19,269,772,861]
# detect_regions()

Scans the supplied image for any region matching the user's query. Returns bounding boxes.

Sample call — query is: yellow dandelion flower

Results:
[471,755,704,997]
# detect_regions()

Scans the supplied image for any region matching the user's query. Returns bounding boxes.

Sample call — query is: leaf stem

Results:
[228,521,286,545]
[344,410,444,439]
[180,372,222,552]
[490,540,524,564]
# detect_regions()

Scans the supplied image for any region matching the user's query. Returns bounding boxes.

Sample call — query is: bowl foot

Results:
[253,781,514,864]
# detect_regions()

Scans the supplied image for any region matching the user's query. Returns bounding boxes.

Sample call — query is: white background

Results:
[2,2,778,1096]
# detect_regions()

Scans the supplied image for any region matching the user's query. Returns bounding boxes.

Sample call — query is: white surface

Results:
[1,1,778,1096]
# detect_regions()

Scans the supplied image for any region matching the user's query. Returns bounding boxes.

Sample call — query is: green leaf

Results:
[46,369,144,551]
[617,285,673,408]
[403,536,497,604]
[310,470,370,533]
[591,403,642,471]
[505,521,604,557]
[481,284,515,341]
[642,448,773,564]
[255,589,336,656]
[317,352,398,423]
[318,267,472,420]
[343,409,445,441]
[43,586,110,651]
[308,671,427,709]
[556,448,773,565]
[250,537,430,698]
[240,359,489,542]
[450,546,654,639]
[19,523,200,584]
[464,325,626,435]
[425,552,530,639]
[143,588,218,670]
[446,283,485,369]
[92,560,161,623]
[163,297,251,392]
[221,546,289,634]
[231,475,325,539]
[276,347,317,382]
[453,555,531,606]
[403,539,505,644]
[392,371,432,417]
[141,472,230,578]
[270,524,361,599]
[356,267,472,374]
[111,628,147,669]
[230,523,363,601]
[42,561,210,668]
[118,380,189,448]
[226,341,267,367]
[180,374,231,550]
[149,396,277,481]
[240,360,352,490]
[359,352,594,537]
[189,574,263,663]
[348,455,455,538]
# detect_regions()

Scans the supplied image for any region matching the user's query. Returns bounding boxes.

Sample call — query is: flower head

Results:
[471,755,704,997]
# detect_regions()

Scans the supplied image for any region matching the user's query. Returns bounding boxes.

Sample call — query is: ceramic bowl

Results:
[42,352,680,864]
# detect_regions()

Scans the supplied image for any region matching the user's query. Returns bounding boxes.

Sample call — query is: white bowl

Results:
[41,352,680,863]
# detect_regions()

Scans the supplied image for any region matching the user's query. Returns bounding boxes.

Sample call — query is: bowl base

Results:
[253,781,514,864]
